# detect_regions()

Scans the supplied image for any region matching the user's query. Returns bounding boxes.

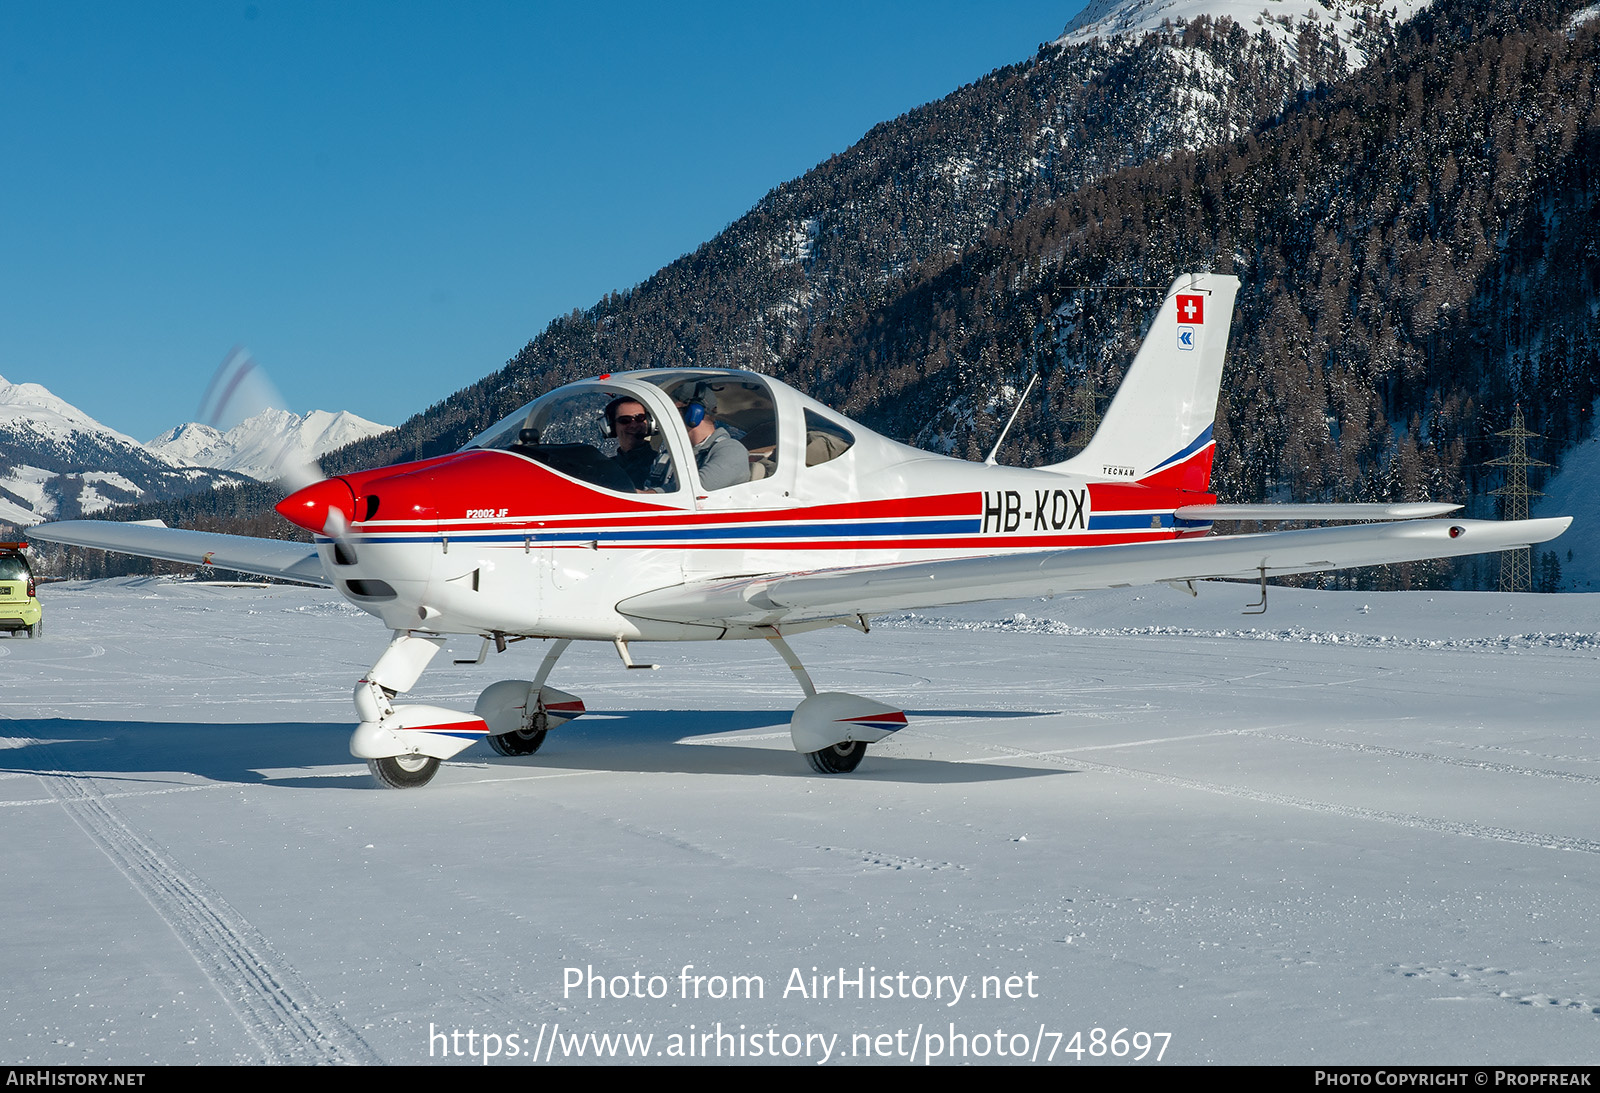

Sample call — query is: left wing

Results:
[1174,502,1462,521]
[618,516,1571,628]
[29,520,329,586]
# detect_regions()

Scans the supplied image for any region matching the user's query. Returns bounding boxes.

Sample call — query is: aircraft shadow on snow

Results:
[1,709,1067,790]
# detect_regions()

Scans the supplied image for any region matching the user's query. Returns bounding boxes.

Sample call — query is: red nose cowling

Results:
[276,478,357,536]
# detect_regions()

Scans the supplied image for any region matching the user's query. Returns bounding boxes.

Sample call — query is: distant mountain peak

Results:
[1060,0,1433,70]
[0,373,392,530]
[0,375,253,528]
[0,373,148,451]
[147,407,392,482]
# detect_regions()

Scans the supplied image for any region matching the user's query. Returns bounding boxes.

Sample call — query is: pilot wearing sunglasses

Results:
[605,398,660,489]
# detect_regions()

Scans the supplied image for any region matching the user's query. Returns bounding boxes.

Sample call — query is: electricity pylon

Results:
[1488,405,1547,592]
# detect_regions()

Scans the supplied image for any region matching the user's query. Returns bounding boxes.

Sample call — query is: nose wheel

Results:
[368,753,441,789]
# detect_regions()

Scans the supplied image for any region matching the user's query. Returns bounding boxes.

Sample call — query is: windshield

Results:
[468,384,680,495]
[0,554,30,582]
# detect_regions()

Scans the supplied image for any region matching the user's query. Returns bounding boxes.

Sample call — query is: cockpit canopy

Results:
[466,370,854,496]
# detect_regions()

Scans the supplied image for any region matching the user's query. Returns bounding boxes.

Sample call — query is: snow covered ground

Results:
[1,577,1597,1065]
[1536,426,1600,592]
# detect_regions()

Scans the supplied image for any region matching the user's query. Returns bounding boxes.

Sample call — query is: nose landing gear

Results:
[368,753,442,789]
[350,631,488,789]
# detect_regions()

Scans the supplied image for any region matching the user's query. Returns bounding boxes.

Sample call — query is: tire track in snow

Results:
[1454,741,1600,766]
[1240,731,1600,786]
[943,735,1600,856]
[33,750,380,1064]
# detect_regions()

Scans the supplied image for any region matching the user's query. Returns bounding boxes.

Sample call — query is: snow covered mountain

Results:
[0,374,389,528]
[1060,0,1433,68]
[148,408,390,482]
[344,0,1439,477]
[0,374,254,527]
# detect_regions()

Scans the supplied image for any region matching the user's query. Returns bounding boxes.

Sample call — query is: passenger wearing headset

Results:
[659,382,749,492]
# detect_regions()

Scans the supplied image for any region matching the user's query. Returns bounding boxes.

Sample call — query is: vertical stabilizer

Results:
[1047,273,1238,491]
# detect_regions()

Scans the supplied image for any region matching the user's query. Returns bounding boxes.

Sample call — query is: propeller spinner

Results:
[276,477,356,537]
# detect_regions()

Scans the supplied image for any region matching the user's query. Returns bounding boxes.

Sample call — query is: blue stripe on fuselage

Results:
[340,510,1199,545]
[354,517,981,545]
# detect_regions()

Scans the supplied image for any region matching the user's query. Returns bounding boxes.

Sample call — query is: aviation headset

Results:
[672,382,718,429]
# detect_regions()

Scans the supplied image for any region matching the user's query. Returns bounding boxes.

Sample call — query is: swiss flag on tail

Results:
[1176,294,1204,324]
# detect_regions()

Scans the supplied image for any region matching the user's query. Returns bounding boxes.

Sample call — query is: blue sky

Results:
[2,2,1086,441]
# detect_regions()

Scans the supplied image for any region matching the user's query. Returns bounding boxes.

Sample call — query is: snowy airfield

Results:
[2,576,1598,1065]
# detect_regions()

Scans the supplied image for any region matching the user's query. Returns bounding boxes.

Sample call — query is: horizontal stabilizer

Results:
[28,520,328,586]
[1175,503,1463,521]
[618,517,1572,629]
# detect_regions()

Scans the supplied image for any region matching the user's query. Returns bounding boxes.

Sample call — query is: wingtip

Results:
[1512,515,1574,544]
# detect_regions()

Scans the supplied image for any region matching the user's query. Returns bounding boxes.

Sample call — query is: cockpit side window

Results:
[644,372,781,489]
[803,409,854,466]
[469,387,680,495]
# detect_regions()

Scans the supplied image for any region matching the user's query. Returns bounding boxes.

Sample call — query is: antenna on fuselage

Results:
[984,372,1038,467]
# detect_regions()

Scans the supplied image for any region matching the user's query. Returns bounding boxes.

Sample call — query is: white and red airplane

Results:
[32,274,1571,788]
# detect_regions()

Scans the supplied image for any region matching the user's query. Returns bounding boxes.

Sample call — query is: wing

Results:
[1174,502,1463,520]
[29,520,329,586]
[617,516,1572,628]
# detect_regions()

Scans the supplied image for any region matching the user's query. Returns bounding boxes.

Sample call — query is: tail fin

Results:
[1048,272,1239,491]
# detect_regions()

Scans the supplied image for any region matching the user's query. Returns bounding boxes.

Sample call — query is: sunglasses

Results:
[613,413,650,425]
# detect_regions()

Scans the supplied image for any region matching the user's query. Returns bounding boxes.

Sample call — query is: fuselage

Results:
[277,368,1217,641]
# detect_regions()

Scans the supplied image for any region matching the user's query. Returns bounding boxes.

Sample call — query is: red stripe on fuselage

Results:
[328,449,1215,550]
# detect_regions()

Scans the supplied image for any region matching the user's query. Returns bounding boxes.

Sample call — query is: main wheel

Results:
[368,753,441,789]
[487,705,548,757]
[487,726,547,756]
[805,740,866,774]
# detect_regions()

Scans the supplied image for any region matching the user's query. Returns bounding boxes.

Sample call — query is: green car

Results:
[0,543,42,638]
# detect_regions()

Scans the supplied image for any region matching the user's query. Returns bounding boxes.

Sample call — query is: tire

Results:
[368,753,441,789]
[487,726,547,756]
[26,621,40,639]
[805,740,866,774]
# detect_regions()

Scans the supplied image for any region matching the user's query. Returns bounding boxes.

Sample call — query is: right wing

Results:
[618,516,1572,629]
[29,520,329,586]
